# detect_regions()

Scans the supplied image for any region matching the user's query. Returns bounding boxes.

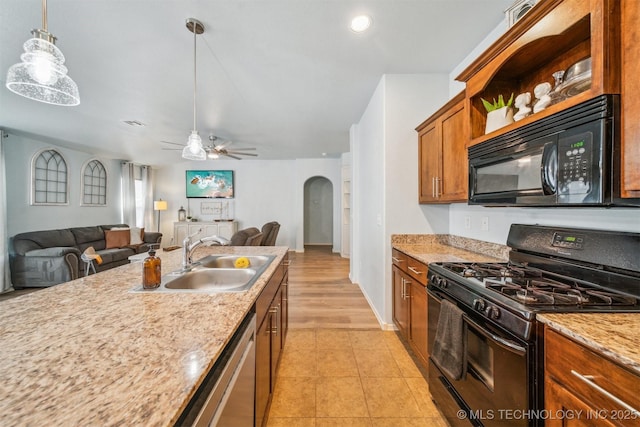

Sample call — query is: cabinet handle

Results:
[283,260,292,266]
[401,278,411,299]
[408,266,422,275]
[269,306,279,335]
[435,177,441,198]
[570,370,640,415]
[392,257,405,263]
[432,177,436,198]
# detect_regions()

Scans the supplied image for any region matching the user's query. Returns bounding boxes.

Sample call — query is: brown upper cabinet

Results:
[416,91,468,203]
[621,0,640,198]
[457,0,621,145]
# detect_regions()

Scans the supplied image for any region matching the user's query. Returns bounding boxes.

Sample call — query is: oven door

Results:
[428,289,535,427]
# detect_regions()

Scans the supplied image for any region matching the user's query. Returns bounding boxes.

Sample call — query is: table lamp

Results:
[153,199,168,232]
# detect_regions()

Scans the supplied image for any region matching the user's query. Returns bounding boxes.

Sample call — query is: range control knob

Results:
[473,298,486,312]
[488,307,501,320]
[439,277,448,288]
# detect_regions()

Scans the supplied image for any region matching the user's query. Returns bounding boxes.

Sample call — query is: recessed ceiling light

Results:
[350,15,372,33]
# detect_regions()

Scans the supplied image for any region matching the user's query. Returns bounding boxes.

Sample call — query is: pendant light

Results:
[182,18,207,161]
[5,0,80,106]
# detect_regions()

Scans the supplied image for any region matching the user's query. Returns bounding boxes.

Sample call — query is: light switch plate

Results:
[481,217,489,231]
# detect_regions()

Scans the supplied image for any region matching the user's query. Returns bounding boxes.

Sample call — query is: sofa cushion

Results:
[95,247,135,264]
[130,227,144,245]
[12,229,76,255]
[70,226,107,252]
[105,229,131,249]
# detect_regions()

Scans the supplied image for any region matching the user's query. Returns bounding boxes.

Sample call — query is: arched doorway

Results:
[303,176,333,248]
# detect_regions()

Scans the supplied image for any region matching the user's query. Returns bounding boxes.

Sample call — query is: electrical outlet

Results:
[481,217,489,231]
[464,216,471,229]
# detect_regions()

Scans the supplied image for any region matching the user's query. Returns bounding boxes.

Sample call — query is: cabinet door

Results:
[392,266,410,337]
[418,123,441,203]
[408,280,428,366]
[217,221,237,240]
[439,100,468,202]
[270,285,283,389]
[621,0,640,198]
[280,273,289,347]
[174,223,188,245]
[255,315,272,427]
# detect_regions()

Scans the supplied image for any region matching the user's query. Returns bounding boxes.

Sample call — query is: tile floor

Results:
[266,328,448,427]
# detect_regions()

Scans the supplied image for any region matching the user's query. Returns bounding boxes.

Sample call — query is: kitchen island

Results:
[0,245,288,426]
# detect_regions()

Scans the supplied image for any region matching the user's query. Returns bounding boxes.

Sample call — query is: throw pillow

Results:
[105,229,131,249]
[130,227,144,245]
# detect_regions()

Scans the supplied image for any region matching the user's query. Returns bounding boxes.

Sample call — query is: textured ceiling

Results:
[0,0,513,166]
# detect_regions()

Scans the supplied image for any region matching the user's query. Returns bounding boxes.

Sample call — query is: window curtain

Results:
[0,132,12,293]
[141,166,155,230]
[121,162,137,226]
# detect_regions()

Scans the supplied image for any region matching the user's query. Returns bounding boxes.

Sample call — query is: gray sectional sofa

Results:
[10,224,162,288]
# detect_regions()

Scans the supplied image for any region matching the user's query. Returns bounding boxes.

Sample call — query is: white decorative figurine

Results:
[533,82,552,113]
[513,92,532,121]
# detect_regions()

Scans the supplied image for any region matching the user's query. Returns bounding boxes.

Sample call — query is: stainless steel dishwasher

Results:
[177,313,256,427]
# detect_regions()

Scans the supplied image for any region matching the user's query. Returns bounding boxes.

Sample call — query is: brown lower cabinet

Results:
[544,327,640,427]
[255,254,289,427]
[392,248,428,367]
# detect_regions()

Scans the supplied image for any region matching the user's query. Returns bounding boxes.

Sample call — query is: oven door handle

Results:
[463,315,527,356]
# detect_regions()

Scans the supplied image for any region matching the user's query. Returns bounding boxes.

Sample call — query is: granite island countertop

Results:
[0,245,288,426]
[392,234,509,264]
[537,313,640,375]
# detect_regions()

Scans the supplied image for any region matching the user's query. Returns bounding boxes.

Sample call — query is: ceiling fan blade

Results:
[227,151,258,156]
[161,141,186,147]
[223,153,242,160]
[226,147,257,151]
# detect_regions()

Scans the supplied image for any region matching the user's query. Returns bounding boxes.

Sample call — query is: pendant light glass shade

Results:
[6,2,80,106]
[182,18,206,161]
[182,130,207,160]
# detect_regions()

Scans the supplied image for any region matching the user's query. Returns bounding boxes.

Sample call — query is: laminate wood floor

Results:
[267,246,447,426]
[287,246,380,329]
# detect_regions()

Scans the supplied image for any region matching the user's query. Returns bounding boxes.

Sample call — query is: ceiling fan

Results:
[162,135,258,160]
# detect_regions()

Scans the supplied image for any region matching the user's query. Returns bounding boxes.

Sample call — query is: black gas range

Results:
[426,224,640,427]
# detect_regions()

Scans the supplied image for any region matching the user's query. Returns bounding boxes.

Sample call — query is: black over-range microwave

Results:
[468,94,639,207]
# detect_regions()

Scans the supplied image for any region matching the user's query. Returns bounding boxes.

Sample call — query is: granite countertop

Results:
[0,246,288,426]
[392,234,509,263]
[537,313,640,375]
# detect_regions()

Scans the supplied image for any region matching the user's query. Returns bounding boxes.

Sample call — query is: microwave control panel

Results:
[557,131,593,195]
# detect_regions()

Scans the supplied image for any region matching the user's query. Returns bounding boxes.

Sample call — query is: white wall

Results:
[449,205,640,244]
[351,74,452,327]
[351,77,386,323]
[155,157,341,252]
[4,132,122,237]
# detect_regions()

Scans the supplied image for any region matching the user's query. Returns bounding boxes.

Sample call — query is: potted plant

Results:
[482,93,515,134]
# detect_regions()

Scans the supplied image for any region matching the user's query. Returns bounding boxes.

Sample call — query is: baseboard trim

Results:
[352,280,394,331]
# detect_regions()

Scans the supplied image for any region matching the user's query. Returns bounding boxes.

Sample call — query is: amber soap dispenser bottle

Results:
[143,247,161,289]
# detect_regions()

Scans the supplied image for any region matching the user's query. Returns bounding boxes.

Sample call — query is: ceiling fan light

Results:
[207,151,220,159]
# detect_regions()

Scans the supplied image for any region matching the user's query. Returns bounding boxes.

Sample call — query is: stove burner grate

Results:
[443,262,638,307]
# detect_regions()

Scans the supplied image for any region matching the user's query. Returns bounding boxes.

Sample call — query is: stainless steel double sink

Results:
[131,255,275,293]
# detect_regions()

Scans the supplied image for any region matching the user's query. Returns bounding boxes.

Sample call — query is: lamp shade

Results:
[154,200,168,211]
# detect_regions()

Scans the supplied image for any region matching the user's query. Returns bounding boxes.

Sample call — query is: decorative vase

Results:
[485,106,515,134]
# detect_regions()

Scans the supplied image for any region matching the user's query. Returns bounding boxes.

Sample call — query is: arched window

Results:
[81,159,107,206]
[32,149,68,205]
